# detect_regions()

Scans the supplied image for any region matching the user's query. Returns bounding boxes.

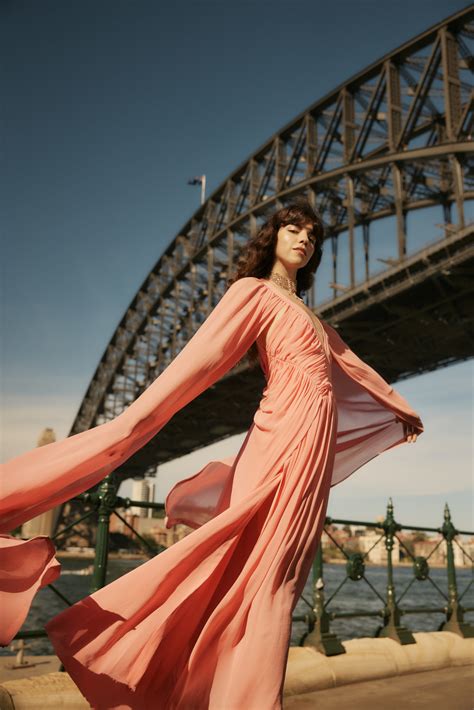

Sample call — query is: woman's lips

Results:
[294,248,306,256]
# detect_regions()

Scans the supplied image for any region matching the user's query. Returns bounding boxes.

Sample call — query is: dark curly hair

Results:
[227,196,325,364]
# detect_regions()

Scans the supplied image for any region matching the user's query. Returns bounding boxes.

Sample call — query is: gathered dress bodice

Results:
[256,278,334,403]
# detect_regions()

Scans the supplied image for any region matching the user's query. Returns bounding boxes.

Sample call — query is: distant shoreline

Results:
[54,551,453,568]
[55,550,146,560]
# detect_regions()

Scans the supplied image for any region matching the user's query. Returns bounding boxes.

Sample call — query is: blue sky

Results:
[1,0,472,532]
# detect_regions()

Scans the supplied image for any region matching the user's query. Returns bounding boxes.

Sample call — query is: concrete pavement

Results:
[283,665,474,709]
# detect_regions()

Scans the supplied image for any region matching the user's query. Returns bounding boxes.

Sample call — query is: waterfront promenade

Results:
[1,630,472,709]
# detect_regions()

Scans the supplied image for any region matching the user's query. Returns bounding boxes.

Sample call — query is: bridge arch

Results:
[68,7,473,485]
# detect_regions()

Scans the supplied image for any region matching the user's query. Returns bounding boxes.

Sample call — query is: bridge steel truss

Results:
[60,7,473,495]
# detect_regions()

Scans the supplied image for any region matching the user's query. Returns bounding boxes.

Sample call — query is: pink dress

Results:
[0,277,424,709]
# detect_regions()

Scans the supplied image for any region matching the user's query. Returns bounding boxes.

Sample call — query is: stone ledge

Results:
[283,630,474,697]
[0,632,472,709]
[0,673,89,709]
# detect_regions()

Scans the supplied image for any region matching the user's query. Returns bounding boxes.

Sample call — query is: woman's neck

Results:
[269,270,298,296]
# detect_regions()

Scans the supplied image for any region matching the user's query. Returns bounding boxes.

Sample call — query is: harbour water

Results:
[2,557,472,656]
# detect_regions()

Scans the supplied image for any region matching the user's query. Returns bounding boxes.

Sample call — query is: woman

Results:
[0,199,423,709]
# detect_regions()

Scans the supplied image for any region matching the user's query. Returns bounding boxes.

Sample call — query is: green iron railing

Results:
[11,474,474,658]
[294,498,474,655]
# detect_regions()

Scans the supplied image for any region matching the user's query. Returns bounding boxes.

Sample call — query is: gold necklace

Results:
[269,272,304,302]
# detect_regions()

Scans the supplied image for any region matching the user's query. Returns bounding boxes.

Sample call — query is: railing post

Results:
[376,498,415,644]
[90,473,118,593]
[301,540,345,654]
[439,503,474,637]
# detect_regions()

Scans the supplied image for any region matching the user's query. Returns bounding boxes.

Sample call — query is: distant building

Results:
[454,538,474,567]
[130,478,155,517]
[319,523,473,568]
[413,538,446,565]
[21,428,61,538]
[147,481,156,518]
[110,511,189,547]
[356,529,401,564]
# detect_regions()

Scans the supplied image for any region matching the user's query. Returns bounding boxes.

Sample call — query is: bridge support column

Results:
[345,173,356,288]
[391,162,407,260]
[450,154,465,229]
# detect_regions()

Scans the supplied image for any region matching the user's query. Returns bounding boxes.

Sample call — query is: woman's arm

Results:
[322,319,424,435]
[0,277,272,533]
[321,319,424,487]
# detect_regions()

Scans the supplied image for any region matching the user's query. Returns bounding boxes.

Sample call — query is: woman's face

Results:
[274,222,316,271]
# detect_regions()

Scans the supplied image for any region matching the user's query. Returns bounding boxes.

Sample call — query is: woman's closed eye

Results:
[290,227,315,243]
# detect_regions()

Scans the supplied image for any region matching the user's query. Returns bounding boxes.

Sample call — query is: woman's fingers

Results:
[400,419,418,443]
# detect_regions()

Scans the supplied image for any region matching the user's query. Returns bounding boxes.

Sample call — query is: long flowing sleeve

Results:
[0,277,272,646]
[0,535,61,645]
[0,277,271,533]
[322,319,424,487]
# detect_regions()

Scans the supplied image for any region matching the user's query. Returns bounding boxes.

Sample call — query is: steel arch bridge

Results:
[65,7,473,490]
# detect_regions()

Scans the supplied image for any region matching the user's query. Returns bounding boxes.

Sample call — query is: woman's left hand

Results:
[396,417,418,443]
